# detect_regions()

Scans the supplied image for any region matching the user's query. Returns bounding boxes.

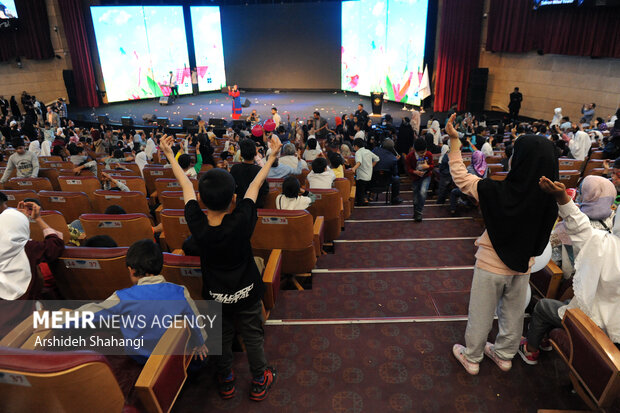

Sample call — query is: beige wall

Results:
[479,0,620,122]
[0,0,71,108]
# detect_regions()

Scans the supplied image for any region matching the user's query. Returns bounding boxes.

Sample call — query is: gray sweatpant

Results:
[464,266,530,363]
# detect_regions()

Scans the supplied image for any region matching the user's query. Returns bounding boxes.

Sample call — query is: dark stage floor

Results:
[69,91,429,128]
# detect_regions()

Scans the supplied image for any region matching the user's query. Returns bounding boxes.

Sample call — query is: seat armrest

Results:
[546,260,563,299]
[313,216,325,257]
[262,249,282,314]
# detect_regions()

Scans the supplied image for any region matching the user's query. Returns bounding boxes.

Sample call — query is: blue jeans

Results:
[411,176,431,215]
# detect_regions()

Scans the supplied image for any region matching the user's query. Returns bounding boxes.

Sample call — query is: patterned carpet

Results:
[172,187,595,412]
[173,322,587,413]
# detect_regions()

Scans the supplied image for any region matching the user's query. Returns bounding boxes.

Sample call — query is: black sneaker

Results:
[217,370,236,399]
[413,211,423,222]
[391,198,403,205]
[249,366,276,402]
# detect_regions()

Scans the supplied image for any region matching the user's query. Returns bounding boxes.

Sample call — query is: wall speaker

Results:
[182,118,197,129]
[97,115,109,125]
[241,98,251,108]
[121,116,133,126]
[156,117,169,127]
[209,118,226,128]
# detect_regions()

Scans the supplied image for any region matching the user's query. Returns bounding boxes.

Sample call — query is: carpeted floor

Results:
[172,178,596,412]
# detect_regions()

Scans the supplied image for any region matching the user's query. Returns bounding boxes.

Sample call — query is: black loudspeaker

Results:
[209,118,225,128]
[232,120,247,129]
[466,68,488,114]
[241,98,251,108]
[142,114,157,123]
[156,117,169,127]
[182,118,197,129]
[62,70,77,106]
[121,116,133,126]
[97,115,109,125]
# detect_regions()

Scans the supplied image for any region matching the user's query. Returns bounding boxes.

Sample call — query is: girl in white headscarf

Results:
[40,139,51,156]
[430,120,441,146]
[568,130,591,161]
[0,208,32,301]
[28,139,41,157]
[551,108,562,127]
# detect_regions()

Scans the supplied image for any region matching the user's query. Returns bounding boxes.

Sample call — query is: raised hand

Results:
[160,135,174,158]
[539,176,570,205]
[268,136,283,160]
[445,113,458,140]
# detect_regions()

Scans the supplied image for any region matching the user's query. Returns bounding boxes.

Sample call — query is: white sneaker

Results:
[452,344,479,375]
[484,342,512,372]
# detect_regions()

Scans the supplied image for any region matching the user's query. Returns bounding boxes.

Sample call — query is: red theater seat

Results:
[1,189,38,208]
[79,214,154,247]
[160,209,195,253]
[58,176,101,198]
[30,210,71,244]
[38,191,92,224]
[92,190,151,217]
[306,188,342,243]
[5,177,53,192]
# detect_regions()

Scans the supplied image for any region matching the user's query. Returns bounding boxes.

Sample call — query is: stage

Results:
[68,90,430,129]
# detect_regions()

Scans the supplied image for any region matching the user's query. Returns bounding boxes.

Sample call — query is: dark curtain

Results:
[433,0,484,112]
[487,0,620,58]
[0,0,54,62]
[57,0,99,108]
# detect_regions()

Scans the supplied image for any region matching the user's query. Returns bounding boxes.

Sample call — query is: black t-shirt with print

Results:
[184,198,264,313]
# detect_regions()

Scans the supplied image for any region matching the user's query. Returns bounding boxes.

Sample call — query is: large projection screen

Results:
[341,0,429,105]
[90,6,190,102]
[190,6,227,92]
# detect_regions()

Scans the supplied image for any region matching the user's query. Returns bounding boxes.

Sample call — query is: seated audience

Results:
[303,138,322,161]
[178,141,203,178]
[0,137,39,185]
[307,157,335,189]
[230,139,269,208]
[519,177,620,365]
[279,143,309,171]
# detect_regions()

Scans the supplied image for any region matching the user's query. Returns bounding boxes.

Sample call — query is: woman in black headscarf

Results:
[445,114,559,376]
[9,96,21,120]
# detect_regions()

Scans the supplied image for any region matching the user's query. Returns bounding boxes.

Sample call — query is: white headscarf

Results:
[569,131,591,161]
[438,144,449,163]
[0,209,32,300]
[559,212,620,343]
[135,151,148,176]
[40,140,51,157]
[28,140,40,157]
[430,120,441,146]
[145,138,157,161]
[551,107,562,127]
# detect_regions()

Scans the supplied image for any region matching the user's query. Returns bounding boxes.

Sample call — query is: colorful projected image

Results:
[341,0,429,105]
[90,6,191,103]
[190,7,227,92]
[0,0,18,19]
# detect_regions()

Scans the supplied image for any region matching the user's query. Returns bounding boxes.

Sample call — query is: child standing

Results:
[161,133,280,401]
[445,114,559,375]
[352,138,379,206]
[405,138,434,222]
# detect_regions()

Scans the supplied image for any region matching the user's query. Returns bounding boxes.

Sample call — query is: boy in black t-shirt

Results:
[160,134,281,402]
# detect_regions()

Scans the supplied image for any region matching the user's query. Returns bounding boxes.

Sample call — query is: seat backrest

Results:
[267,178,285,191]
[160,209,199,252]
[6,177,53,192]
[333,178,352,219]
[37,168,61,190]
[558,158,585,172]
[1,189,38,208]
[0,347,124,413]
[143,167,175,195]
[558,170,580,188]
[583,159,605,176]
[263,188,281,210]
[30,210,71,243]
[58,176,101,197]
[561,308,620,407]
[60,169,95,177]
[40,161,73,170]
[50,246,131,299]
[306,188,341,239]
[79,213,153,247]
[491,172,508,181]
[134,327,193,413]
[487,163,504,174]
[161,253,203,300]
[589,151,604,160]
[160,191,188,210]
[117,162,142,176]
[39,155,62,162]
[102,169,138,177]
[344,169,355,186]
[92,190,151,216]
[155,178,198,196]
[38,191,92,224]
[486,156,503,164]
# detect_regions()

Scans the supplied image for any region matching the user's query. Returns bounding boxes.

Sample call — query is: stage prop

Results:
[371,92,384,115]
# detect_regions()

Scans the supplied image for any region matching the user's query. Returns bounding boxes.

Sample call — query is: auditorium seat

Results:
[79,214,154,247]
[583,159,605,176]
[589,150,604,160]
[295,169,310,187]
[39,161,73,170]
[5,177,53,192]
[1,189,38,207]
[38,155,62,162]
[161,249,282,316]
[558,158,585,172]
[0,326,194,413]
[117,162,142,175]
[490,172,507,181]
[333,178,353,220]
[143,167,174,196]
[58,176,101,198]
[103,169,138,177]
[267,178,284,191]
[529,261,564,299]
[558,170,580,188]
[92,190,151,216]
[486,156,503,164]
[30,210,71,244]
[51,246,130,299]
[545,308,620,412]
[251,210,323,284]
[487,163,504,174]
[159,209,195,253]
[38,191,92,223]
[154,178,198,197]
[37,168,61,190]
[159,191,195,210]
[344,169,355,187]
[60,169,95,177]
[263,188,281,210]
[306,188,342,243]
[584,168,605,177]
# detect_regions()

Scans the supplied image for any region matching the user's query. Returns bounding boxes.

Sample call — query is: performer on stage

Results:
[168,71,179,101]
[227,85,242,120]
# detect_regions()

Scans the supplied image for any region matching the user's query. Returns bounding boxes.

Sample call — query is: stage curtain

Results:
[486,0,620,58]
[433,0,484,112]
[58,0,99,107]
[0,0,54,62]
